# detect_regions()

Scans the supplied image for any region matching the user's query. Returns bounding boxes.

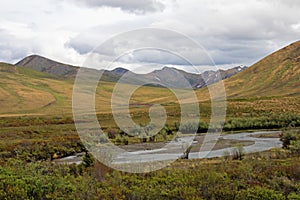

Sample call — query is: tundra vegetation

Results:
[0,114,300,199]
[0,41,300,199]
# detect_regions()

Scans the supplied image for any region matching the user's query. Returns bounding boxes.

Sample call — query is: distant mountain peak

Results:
[161,66,175,71]
[111,67,129,75]
[152,66,180,74]
[16,54,61,66]
[15,54,246,88]
[15,55,79,77]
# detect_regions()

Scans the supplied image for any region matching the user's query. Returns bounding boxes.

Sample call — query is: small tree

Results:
[115,135,122,145]
[223,150,231,161]
[160,129,167,141]
[280,131,297,149]
[290,140,300,156]
[139,131,147,143]
[122,136,129,145]
[181,143,193,159]
[107,129,116,139]
[232,145,245,160]
[82,152,94,168]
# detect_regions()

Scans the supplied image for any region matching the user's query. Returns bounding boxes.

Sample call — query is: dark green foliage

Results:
[0,159,101,199]
[236,187,284,200]
[280,130,300,156]
[0,116,83,162]
[122,136,129,145]
[281,131,299,148]
[93,157,300,199]
[108,124,177,144]
[180,122,198,134]
[2,143,300,199]
[176,113,300,134]
[197,121,209,133]
[224,113,300,131]
[0,116,74,128]
[1,116,300,199]
[82,152,94,168]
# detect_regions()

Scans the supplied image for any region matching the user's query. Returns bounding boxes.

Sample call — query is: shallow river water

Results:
[56,131,282,165]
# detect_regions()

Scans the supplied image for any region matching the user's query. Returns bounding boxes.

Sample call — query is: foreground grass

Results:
[0,113,299,162]
[1,151,300,199]
[0,115,299,199]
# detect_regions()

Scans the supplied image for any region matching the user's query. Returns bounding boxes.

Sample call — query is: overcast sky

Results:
[0,0,300,73]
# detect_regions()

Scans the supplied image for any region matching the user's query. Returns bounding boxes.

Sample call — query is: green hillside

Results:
[224,40,300,97]
[1,40,300,117]
[195,40,300,116]
[0,62,73,116]
[0,62,179,117]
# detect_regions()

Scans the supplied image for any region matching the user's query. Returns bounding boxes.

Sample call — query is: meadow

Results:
[1,42,300,199]
[1,129,300,199]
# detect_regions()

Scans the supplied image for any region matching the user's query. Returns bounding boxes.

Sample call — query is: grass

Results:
[223,40,300,97]
[0,63,73,115]
[0,41,299,151]
[1,41,300,121]
[0,40,300,198]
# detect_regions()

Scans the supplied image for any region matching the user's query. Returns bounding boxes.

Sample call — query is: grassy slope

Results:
[195,40,300,116]
[0,63,73,116]
[224,40,300,98]
[0,40,299,118]
[196,40,300,99]
[0,63,180,118]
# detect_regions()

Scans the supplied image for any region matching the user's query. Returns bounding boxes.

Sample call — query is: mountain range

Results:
[16,55,246,89]
[0,40,299,116]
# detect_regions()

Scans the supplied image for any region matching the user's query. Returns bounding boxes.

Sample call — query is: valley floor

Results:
[0,100,299,199]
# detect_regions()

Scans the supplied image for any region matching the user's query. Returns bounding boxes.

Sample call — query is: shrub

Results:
[281,131,299,149]
[232,145,245,160]
[236,187,284,200]
[107,129,117,139]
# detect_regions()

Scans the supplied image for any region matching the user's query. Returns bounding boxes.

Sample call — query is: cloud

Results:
[67,28,215,68]
[64,0,300,68]
[0,29,33,62]
[1,0,300,71]
[72,0,165,14]
[156,0,300,64]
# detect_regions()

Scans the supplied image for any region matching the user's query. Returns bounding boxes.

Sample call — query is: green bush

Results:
[224,113,300,131]
[236,187,284,200]
[280,130,300,156]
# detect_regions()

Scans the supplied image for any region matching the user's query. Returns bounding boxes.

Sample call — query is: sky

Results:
[0,0,300,73]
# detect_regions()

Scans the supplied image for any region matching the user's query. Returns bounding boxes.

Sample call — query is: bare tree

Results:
[180,145,193,159]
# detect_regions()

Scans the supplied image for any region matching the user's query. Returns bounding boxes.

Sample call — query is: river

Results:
[55,131,282,165]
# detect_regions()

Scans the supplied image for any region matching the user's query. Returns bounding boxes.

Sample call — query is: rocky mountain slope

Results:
[15,55,245,89]
[16,55,79,77]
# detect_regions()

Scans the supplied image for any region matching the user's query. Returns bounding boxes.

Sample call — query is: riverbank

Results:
[55,130,282,165]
